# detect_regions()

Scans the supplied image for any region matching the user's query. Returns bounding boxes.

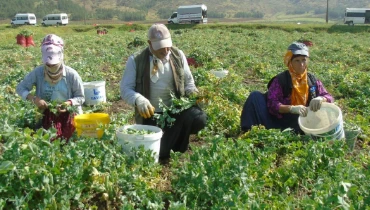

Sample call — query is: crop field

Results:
[0,23,369,209]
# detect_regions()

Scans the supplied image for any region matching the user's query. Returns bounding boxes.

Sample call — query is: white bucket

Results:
[298,103,345,140]
[83,81,106,105]
[116,124,162,162]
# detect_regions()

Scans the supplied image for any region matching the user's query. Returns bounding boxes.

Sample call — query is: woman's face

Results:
[291,55,308,74]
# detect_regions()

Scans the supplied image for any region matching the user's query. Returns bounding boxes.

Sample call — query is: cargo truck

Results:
[168,4,207,24]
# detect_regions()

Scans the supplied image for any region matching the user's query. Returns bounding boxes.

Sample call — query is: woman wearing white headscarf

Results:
[16,34,85,141]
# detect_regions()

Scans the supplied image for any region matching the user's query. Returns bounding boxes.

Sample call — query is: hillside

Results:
[1,0,369,21]
[66,0,370,18]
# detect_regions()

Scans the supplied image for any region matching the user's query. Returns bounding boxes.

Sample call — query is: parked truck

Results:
[168,4,207,24]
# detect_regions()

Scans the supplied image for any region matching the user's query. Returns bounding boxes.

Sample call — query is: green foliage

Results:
[0,128,165,209]
[46,101,79,115]
[118,23,147,32]
[127,37,146,49]
[0,0,368,22]
[72,26,94,32]
[207,11,226,18]
[117,11,146,21]
[95,8,117,20]
[234,11,264,19]
[18,29,33,37]
[34,0,88,21]
[119,128,156,135]
[153,92,197,129]
[0,23,369,208]
[157,8,174,19]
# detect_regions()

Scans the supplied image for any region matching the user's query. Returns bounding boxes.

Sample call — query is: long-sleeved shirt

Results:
[120,48,197,111]
[16,64,85,113]
[267,77,334,118]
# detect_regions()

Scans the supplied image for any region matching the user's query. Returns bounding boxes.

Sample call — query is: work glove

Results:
[135,96,155,119]
[289,105,308,117]
[188,91,208,108]
[309,96,325,112]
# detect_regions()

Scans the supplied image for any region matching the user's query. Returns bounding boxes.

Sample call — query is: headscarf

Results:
[284,50,308,106]
[41,34,65,85]
[44,62,63,85]
[148,47,171,83]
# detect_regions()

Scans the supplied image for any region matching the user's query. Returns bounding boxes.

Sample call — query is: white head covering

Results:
[41,34,64,65]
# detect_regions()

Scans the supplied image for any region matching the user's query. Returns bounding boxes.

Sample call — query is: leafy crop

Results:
[0,23,369,209]
[46,101,79,115]
[119,128,156,135]
[153,92,197,128]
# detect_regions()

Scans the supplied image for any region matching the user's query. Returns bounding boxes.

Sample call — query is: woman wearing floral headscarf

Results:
[16,34,85,141]
[240,42,334,134]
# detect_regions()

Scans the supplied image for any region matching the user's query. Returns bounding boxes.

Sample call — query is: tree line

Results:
[0,0,365,22]
[0,0,146,21]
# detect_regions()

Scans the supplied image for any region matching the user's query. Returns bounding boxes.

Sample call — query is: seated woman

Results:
[240,42,334,134]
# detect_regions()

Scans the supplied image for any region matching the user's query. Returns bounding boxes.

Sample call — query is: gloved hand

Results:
[309,96,325,112]
[289,105,308,117]
[135,96,155,119]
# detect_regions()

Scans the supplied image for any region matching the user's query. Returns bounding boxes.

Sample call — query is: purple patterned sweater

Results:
[267,77,334,118]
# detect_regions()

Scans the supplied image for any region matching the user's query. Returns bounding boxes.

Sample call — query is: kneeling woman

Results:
[240,42,334,134]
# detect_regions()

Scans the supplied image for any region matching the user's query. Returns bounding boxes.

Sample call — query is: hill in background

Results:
[0,0,369,22]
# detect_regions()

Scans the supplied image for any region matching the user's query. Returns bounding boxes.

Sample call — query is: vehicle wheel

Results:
[168,21,174,24]
[348,21,354,26]
[42,23,46,26]
[57,22,62,26]
[25,22,29,25]
[191,20,195,24]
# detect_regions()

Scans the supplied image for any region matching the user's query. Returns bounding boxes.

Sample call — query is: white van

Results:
[42,13,68,26]
[344,8,370,26]
[11,13,37,25]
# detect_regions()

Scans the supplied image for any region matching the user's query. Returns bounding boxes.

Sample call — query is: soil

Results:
[108,100,132,115]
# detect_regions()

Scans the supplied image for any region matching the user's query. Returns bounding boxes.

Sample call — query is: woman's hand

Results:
[57,101,72,113]
[33,96,48,110]
[309,96,325,112]
[289,105,308,117]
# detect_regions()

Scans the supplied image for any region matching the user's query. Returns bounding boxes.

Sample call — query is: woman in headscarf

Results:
[16,34,85,141]
[240,42,334,134]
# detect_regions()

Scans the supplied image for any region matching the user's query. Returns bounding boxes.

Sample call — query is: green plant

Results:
[153,92,197,128]
[127,37,145,49]
[118,127,156,135]
[19,29,33,37]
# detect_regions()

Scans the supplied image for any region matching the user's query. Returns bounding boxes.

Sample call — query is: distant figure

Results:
[120,24,207,159]
[240,42,334,134]
[16,34,85,141]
